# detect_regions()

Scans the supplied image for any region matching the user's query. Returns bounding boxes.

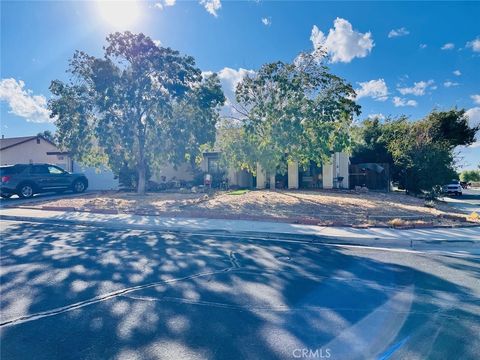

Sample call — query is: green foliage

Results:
[37,130,56,144]
[352,109,478,193]
[221,50,360,178]
[460,170,480,182]
[49,31,224,194]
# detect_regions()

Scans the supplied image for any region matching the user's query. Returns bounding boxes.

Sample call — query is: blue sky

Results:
[1,1,479,169]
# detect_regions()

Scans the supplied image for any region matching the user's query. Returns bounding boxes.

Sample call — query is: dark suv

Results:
[0,163,88,199]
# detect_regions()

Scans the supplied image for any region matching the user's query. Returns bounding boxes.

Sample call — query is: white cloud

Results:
[388,27,409,38]
[465,107,480,147]
[453,70,461,76]
[310,18,374,63]
[0,78,52,123]
[261,17,271,26]
[355,79,388,101]
[367,113,385,120]
[466,38,480,52]
[204,68,255,117]
[154,0,176,9]
[419,44,427,49]
[471,94,480,105]
[441,43,455,50]
[200,0,221,17]
[443,81,459,88]
[217,68,255,92]
[397,80,435,96]
[392,96,417,107]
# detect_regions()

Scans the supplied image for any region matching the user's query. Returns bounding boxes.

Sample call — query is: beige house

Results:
[0,135,73,171]
[255,152,350,190]
[0,135,349,191]
[202,151,350,190]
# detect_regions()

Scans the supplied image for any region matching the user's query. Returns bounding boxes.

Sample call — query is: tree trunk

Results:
[137,163,146,195]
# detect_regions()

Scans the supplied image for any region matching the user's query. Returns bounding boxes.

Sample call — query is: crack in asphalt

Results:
[0,266,237,328]
[119,294,476,320]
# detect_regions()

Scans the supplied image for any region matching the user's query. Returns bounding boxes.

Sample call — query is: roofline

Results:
[0,135,57,151]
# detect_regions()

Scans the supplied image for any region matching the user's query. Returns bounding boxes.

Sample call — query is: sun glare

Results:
[97,0,141,29]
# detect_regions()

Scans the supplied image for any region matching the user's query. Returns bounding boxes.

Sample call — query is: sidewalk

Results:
[2,207,480,252]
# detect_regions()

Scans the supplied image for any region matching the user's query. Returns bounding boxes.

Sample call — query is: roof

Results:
[0,135,57,151]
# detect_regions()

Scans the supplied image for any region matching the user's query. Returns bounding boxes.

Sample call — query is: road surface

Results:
[441,188,480,214]
[1,220,479,359]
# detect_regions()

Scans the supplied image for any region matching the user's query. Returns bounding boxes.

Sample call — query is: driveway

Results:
[1,220,479,359]
[442,188,480,214]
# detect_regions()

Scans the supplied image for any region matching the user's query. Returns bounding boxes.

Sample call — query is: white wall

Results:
[73,163,119,191]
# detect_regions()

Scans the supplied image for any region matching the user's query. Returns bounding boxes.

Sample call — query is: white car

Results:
[443,181,462,196]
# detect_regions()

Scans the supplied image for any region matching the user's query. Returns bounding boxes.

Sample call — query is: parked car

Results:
[0,163,88,199]
[443,180,462,196]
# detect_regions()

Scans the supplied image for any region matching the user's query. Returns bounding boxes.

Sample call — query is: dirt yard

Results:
[15,189,474,227]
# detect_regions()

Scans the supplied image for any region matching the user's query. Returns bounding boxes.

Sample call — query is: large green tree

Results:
[222,50,360,186]
[49,32,224,194]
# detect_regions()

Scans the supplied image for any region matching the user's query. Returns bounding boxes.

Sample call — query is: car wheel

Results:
[18,183,34,198]
[72,180,86,193]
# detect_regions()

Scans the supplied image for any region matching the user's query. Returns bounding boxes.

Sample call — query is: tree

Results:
[424,109,478,149]
[460,170,480,182]
[387,122,457,193]
[222,50,360,186]
[352,109,478,193]
[49,32,224,194]
[37,130,56,144]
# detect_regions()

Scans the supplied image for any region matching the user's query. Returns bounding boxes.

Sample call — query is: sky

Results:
[1,0,479,170]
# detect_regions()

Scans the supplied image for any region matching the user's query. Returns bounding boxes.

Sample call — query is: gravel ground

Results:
[13,189,470,226]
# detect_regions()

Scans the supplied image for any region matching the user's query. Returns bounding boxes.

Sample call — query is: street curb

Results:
[2,214,479,251]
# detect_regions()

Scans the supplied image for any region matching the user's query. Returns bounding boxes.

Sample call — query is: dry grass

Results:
[20,189,467,226]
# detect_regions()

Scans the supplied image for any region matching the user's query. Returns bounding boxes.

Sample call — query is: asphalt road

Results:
[442,188,480,214]
[1,220,479,360]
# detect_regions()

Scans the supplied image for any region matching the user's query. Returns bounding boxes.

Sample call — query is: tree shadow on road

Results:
[1,221,479,359]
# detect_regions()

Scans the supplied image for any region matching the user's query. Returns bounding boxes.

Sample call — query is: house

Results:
[0,135,118,190]
[0,135,73,171]
[202,151,350,190]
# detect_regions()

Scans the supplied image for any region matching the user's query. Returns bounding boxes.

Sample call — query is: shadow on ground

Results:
[1,221,479,359]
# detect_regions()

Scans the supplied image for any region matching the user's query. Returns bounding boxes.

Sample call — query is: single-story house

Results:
[0,135,119,190]
[202,151,350,190]
[1,135,350,191]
